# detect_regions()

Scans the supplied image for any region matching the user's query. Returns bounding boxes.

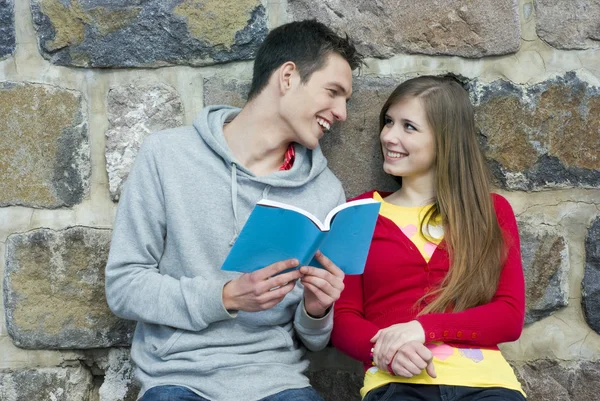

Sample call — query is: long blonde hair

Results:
[379,76,506,314]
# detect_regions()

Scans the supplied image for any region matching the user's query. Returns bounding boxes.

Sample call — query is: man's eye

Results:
[328,89,337,96]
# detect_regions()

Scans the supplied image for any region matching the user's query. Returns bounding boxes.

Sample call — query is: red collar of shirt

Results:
[279,143,296,171]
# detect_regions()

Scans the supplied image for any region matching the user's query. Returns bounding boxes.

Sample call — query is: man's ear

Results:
[278,61,297,95]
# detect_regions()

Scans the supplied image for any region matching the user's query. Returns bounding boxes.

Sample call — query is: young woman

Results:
[331,76,526,401]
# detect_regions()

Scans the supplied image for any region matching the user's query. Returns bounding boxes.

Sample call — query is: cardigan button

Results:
[443,330,449,337]
[472,332,477,339]
[457,331,463,338]
[429,332,435,339]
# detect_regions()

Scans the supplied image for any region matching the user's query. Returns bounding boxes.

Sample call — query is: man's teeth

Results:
[387,151,407,158]
[317,118,330,131]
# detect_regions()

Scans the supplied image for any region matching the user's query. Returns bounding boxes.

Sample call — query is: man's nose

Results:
[332,100,347,122]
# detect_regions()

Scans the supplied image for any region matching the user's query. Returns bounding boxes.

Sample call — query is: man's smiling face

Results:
[280,52,353,150]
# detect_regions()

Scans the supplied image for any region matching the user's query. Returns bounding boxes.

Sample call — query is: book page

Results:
[323,198,380,230]
[257,199,326,231]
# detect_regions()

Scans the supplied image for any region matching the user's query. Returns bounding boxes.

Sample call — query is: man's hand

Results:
[371,320,426,368]
[388,341,436,378]
[222,259,303,312]
[299,250,345,318]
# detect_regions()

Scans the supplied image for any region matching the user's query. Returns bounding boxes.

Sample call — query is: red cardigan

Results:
[331,191,525,371]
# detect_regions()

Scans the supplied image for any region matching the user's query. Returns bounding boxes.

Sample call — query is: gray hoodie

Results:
[105,105,346,400]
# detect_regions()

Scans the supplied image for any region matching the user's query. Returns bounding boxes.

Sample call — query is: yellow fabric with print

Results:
[362,193,525,398]
[374,192,442,262]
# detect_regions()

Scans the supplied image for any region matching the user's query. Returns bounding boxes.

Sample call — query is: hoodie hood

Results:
[193,105,333,244]
[193,105,329,187]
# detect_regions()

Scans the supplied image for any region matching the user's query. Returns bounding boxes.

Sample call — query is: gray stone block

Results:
[0,366,94,401]
[0,81,90,207]
[289,0,520,58]
[307,370,362,401]
[514,360,600,401]
[470,72,600,190]
[535,0,600,50]
[106,83,184,201]
[583,216,600,334]
[98,348,139,401]
[30,0,268,67]
[203,77,250,109]
[0,0,15,60]
[518,221,569,324]
[4,227,135,349]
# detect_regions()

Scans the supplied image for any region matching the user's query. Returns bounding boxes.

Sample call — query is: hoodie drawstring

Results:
[229,163,274,246]
[230,163,240,246]
[262,185,271,199]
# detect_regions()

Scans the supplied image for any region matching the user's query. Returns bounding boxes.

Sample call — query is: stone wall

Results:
[1,1,599,400]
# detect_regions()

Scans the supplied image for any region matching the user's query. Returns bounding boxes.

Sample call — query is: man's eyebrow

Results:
[326,82,351,96]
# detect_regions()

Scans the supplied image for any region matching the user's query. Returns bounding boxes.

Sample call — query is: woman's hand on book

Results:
[299,250,345,318]
[370,320,426,369]
[222,259,303,312]
[387,341,436,379]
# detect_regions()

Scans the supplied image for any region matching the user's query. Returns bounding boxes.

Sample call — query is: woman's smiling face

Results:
[380,96,436,180]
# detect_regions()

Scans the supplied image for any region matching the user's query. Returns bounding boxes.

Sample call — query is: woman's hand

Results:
[388,341,436,378]
[371,320,426,369]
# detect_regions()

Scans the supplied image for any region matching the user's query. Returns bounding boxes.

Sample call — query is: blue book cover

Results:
[221,198,381,274]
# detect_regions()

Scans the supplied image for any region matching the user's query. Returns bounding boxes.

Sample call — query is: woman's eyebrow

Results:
[401,118,420,128]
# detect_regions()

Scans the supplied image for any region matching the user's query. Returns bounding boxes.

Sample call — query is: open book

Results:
[221,198,381,274]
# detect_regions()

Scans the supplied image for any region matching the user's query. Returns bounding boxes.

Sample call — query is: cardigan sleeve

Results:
[416,194,525,347]
[331,267,381,364]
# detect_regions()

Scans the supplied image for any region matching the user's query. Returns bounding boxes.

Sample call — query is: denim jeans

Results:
[140,386,208,401]
[139,385,324,401]
[363,383,526,401]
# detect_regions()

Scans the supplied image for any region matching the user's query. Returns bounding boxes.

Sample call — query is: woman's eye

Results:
[405,123,416,131]
[384,116,393,126]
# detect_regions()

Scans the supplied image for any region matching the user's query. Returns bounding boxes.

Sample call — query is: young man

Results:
[105,20,363,401]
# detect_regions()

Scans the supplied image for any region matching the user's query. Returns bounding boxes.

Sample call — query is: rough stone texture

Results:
[288,0,520,58]
[514,360,600,401]
[0,81,90,207]
[535,0,600,50]
[322,76,399,198]
[30,0,268,67]
[203,77,250,109]
[98,349,139,401]
[3,227,135,349]
[583,216,600,334]
[106,83,184,201]
[0,0,15,60]
[307,370,362,401]
[518,221,569,324]
[470,72,600,191]
[203,76,399,197]
[0,365,94,401]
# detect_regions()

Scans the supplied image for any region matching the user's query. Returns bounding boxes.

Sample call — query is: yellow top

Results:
[373,192,442,262]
